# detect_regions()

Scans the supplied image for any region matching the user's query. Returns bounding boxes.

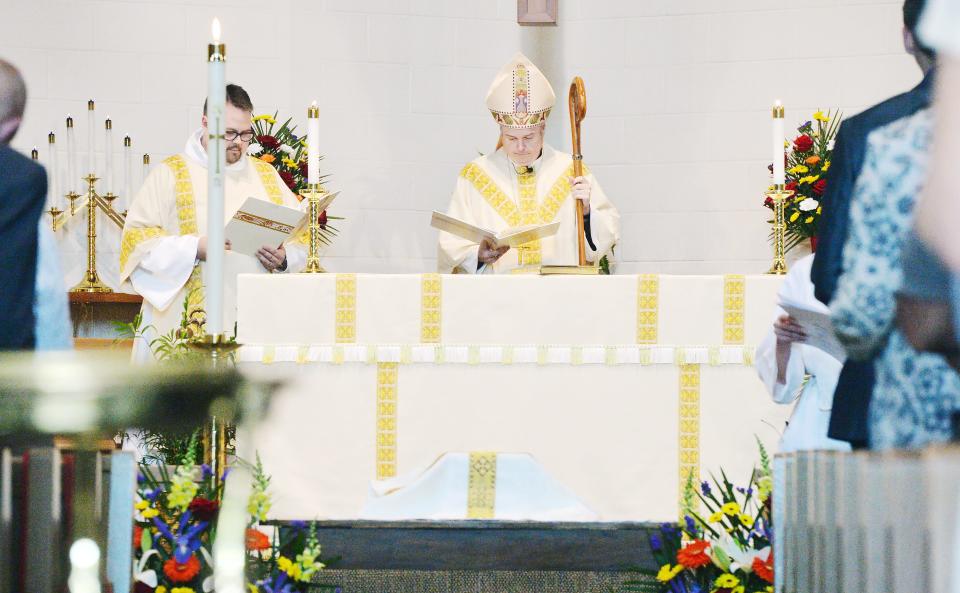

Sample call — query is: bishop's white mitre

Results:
[484,52,556,128]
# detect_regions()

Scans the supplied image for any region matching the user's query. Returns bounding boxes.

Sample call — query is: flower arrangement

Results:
[249,112,340,245]
[133,445,339,593]
[626,440,774,593]
[764,109,842,252]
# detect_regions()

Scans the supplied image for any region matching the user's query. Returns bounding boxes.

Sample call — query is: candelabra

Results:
[64,174,127,293]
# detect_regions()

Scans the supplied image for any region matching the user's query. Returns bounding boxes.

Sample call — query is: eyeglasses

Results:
[224,129,255,142]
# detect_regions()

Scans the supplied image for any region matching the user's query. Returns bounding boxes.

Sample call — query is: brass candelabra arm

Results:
[66,191,81,216]
[94,193,126,229]
[47,207,63,232]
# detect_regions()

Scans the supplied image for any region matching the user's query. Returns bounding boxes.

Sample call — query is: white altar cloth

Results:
[238,273,791,522]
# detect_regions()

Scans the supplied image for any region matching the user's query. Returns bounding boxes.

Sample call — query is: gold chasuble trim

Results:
[517,170,540,266]
[165,155,204,324]
[420,273,442,343]
[335,274,357,343]
[251,158,285,205]
[119,227,165,271]
[723,275,746,345]
[467,451,497,519]
[636,274,659,344]
[678,364,701,514]
[376,362,399,480]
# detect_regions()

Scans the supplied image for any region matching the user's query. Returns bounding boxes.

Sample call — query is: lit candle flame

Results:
[212,18,221,43]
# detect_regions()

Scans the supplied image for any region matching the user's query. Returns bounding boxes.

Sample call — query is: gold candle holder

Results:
[66,191,81,216]
[188,333,242,485]
[302,182,327,274]
[766,185,792,275]
[70,174,113,293]
[47,207,63,232]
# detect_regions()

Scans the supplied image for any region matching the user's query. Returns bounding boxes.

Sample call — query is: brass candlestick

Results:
[71,174,112,293]
[302,183,327,273]
[188,333,242,487]
[66,191,81,216]
[47,207,63,232]
[767,185,792,275]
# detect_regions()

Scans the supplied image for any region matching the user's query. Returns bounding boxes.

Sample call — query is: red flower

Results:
[319,209,328,227]
[188,497,219,521]
[812,178,826,196]
[246,528,271,551]
[793,134,814,153]
[163,555,201,583]
[257,134,280,150]
[785,180,798,192]
[133,582,154,593]
[278,171,296,190]
[299,161,309,178]
[763,196,774,207]
[676,539,712,569]
[133,525,143,549]
[753,551,774,584]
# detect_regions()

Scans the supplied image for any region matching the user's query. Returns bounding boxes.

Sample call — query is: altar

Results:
[237,273,791,522]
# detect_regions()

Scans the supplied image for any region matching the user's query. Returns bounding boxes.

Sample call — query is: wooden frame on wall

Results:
[517,0,558,25]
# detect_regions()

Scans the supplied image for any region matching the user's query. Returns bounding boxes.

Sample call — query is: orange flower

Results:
[676,539,711,569]
[163,555,201,583]
[804,155,821,166]
[753,550,774,584]
[246,528,271,551]
[133,525,143,549]
[260,154,276,164]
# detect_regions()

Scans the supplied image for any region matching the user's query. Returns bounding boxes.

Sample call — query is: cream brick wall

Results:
[1,0,921,274]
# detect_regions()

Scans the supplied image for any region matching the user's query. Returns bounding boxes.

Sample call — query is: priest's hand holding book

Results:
[479,237,509,265]
[196,234,287,272]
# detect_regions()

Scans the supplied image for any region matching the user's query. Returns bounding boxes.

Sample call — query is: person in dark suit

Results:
[810,0,936,449]
[0,59,48,350]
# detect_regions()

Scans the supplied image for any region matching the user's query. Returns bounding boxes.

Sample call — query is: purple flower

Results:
[700,481,711,496]
[136,472,145,484]
[650,533,663,552]
[201,464,213,479]
[152,510,208,563]
[736,486,754,495]
[684,515,697,534]
[259,573,295,593]
[145,488,162,502]
[290,520,308,532]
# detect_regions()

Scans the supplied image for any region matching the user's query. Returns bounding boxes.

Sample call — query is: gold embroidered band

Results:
[421,273,442,343]
[723,274,745,345]
[637,274,659,344]
[231,210,295,234]
[335,274,357,343]
[376,362,399,479]
[467,451,497,519]
[679,364,701,514]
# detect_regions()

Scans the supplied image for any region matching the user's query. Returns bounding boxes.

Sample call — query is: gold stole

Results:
[459,160,586,267]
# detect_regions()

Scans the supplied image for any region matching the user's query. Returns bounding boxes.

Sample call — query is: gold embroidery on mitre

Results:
[467,451,497,519]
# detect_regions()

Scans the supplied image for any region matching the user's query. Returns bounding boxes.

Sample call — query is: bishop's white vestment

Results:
[119,130,307,361]
[438,144,620,274]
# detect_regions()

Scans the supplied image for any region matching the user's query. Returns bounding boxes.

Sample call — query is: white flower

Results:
[279,144,295,155]
[133,549,159,588]
[247,143,263,155]
[799,198,819,212]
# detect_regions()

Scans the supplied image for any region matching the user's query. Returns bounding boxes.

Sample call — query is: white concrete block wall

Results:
[1,0,920,274]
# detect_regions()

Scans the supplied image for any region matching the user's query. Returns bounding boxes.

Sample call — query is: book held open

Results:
[226,193,338,256]
[430,210,560,248]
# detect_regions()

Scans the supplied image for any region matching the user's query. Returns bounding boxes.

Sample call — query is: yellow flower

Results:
[798,175,820,185]
[282,157,298,169]
[822,160,831,172]
[731,587,745,593]
[656,564,684,582]
[721,501,740,516]
[789,211,800,222]
[715,574,740,588]
[247,586,259,593]
[757,475,773,502]
[253,114,276,124]
[813,110,830,122]
[787,165,808,175]
[135,500,149,510]
[156,587,167,593]
[805,216,814,224]
[739,513,754,528]
[142,508,159,519]
[171,588,194,593]
[709,511,724,523]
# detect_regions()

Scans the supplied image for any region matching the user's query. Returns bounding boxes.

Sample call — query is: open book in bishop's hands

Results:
[225,193,338,257]
[431,210,560,249]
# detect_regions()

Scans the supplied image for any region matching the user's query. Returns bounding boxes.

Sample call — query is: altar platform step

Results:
[275,520,659,593]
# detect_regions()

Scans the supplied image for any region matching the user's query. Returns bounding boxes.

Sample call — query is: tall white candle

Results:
[87,99,95,175]
[307,101,320,185]
[772,100,785,187]
[123,136,132,210]
[66,115,77,195]
[205,17,227,337]
[48,132,60,209]
[104,118,114,194]
[142,154,150,187]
